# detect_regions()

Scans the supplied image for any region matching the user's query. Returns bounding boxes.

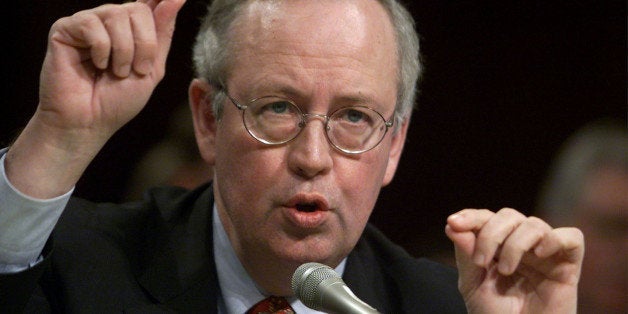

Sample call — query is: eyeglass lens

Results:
[241,96,389,153]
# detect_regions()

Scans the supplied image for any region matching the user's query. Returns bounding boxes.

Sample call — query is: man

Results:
[1,0,583,313]
[537,120,627,314]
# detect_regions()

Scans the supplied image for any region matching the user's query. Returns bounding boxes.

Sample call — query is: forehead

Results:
[226,0,399,107]
[235,0,395,47]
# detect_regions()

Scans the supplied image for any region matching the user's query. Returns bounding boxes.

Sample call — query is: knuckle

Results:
[478,208,494,215]
[476,230,502,246]
[71,12,99,30]
[126,2,152,15]
[503,239,526,255]
[70,10,92,20]
[498,207,519,215]
[563,227,585,242]
[135,39,158,51]
[456,208,474,216]
[526,216,549,229]
[49,17,69,35]
[98,3,118,10]
[522,217,550,238]
[101,4,125,17]
[497,207,527,220]
[90,37,111,52]
[112,45,134,58]
[91,9,121,27]
[153,67,166,80]
[102,16,124,30]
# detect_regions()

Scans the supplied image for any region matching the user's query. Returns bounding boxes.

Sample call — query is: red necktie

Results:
[246,295,296,314]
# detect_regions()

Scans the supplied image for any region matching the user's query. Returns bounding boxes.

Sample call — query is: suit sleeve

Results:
[0,238,54,313]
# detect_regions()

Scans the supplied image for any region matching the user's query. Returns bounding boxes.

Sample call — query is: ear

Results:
[382,119,410,186]
[189,78,217,166]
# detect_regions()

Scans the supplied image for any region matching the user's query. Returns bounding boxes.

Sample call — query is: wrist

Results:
[5,114,109,198]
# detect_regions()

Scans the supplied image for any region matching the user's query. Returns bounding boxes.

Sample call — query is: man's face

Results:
[202,0,406,293]
[575,167,628,313]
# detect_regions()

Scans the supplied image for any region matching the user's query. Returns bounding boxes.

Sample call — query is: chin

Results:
[273,237,345,267]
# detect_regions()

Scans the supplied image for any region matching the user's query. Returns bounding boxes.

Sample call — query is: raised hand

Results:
[446,208,584,314]
[38,0,185,142]
[5,0,186,198]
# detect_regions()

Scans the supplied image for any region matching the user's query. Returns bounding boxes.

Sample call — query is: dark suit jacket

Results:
[1,183,466,313]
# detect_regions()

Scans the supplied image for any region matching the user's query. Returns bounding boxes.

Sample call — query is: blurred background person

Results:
[536,118,627,314]
[124,104,213,201]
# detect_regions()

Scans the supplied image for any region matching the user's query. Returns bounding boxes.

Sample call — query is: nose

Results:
[287,116,333,178]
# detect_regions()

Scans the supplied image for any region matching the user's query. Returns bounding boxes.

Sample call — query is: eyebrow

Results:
[245,81,387,112]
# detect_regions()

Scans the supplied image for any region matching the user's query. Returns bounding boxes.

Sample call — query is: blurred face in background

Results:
[574,166,628,314]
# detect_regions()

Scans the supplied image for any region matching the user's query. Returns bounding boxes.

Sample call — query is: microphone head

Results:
[291,262,342,310]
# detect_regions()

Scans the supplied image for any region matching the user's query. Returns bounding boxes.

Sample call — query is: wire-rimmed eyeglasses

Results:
[221,89,394,154]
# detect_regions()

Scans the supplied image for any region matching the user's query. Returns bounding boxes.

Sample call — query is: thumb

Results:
[445,224,485,296]
[151,0,187,65]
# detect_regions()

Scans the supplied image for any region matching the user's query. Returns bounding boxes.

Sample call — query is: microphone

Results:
[291,262,381,314]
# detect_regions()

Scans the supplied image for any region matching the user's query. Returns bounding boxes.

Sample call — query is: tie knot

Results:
[246,295,296,314]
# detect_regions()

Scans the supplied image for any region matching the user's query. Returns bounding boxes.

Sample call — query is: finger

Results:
[94,5,135,77]
[446,208,494,232]
[445,224,475,257]
[514,227,585,285]
[536,227,585,262]
[54,12,112,70]
[445,225,485,295]
[127,3,158,75]
[497,216,551,275]
[139,0,160,10]
[152,0,187,67]
[473,207,526,268]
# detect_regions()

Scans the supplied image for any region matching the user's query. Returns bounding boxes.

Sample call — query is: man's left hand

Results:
[446,208,584,314]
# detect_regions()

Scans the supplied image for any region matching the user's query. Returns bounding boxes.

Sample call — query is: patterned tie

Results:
[246,295,296,314]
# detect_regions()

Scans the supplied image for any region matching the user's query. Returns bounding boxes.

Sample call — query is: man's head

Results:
[188,0,419,295]
[192,0,420,128]
[537,120,627,313]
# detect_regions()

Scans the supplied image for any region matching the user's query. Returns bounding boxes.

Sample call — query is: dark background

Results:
[2,0,625,259]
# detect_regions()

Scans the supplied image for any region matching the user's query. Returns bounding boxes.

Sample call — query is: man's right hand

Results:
[5,0,186,199]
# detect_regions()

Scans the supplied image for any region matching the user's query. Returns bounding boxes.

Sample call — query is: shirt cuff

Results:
[0,148,73,267]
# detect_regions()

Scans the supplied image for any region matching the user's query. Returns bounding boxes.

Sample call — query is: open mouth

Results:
[284,195,330,228]
[296,202,319,212]
[286,195,329,214]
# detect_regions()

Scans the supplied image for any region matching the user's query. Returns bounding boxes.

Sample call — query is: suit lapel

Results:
[343,224,399,313]
[136,184,220,312]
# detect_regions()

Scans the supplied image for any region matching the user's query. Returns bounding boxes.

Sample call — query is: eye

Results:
[345,109,366,123]
[261,101,292,114]
[337,108,373,126]
[266,101,290,114]
[251,99,297,118]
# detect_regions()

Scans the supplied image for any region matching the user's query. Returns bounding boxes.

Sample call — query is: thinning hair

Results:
[192,0,421,131]
[536,119,627,225]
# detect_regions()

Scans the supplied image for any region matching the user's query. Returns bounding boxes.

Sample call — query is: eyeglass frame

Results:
[216,85,395,154]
